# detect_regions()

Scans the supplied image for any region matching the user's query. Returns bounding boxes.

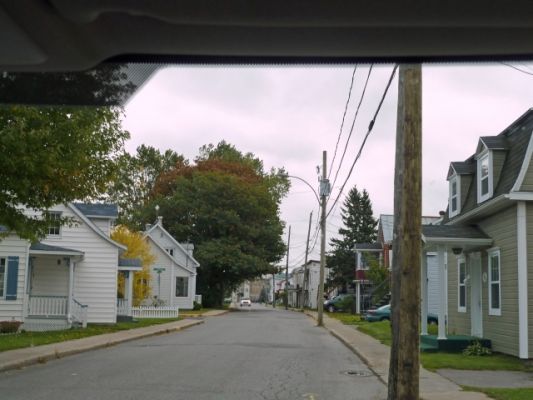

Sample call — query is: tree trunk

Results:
[388,64,422,400]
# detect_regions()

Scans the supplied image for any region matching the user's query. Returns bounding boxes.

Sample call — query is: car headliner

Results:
[2,1,533,72]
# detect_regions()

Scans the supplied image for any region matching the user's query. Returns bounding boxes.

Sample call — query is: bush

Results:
[337,295,355,312]
[463,340,492,356]
[193,301,202,311]
[0,320,22,334]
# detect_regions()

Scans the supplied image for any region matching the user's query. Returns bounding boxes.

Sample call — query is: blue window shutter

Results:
[6,256,19,300]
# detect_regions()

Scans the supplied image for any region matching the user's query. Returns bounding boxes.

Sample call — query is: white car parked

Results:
[240,299,252,307]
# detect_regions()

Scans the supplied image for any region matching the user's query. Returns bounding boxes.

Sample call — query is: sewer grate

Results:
[341,370,373,377]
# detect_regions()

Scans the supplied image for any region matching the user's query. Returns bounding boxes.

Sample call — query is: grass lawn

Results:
[180,308,216,315]
[328,312,532,372]
[0,317,181,353]
[464,387,533,400]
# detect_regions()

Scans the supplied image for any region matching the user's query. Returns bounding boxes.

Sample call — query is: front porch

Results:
[116,258,142,321]
[421,334,492,352]
[24,243,88,331]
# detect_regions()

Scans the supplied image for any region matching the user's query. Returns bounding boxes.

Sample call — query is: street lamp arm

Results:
[279,173,320,205]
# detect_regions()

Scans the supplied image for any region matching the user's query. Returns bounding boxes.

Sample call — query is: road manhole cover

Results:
[342,370,373,377]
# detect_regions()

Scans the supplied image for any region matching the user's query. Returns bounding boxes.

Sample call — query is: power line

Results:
[501,62,533,76]
[330,65,374,193]
[327,64,398,218]
[328,65,357,179]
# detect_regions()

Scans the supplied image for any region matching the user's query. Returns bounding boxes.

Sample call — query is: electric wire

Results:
[329,65,374,194]
[328,65,357,180]
[326,64,398,219]
[501,62,533,76]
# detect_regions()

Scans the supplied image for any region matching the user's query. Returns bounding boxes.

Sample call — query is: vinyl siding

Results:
[447,251,470,335]
[41,204,119,323]
[492,150,507,191]
[149,226,193,268]
[526,203,533,358]
[427,254,440,315]
[31,257,68,296]
[147,237,195,309]
[91,218,111,236]
[478,205,519,357]
[0,235,28,321]
[460,175,472,211]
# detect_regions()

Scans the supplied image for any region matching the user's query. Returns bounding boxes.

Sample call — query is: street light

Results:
[278,151,330,326]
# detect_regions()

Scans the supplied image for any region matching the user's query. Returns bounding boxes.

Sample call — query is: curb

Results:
[0,318,204,373]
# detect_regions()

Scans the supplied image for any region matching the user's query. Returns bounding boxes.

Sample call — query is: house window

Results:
[458,258,466,312]
[0,258,5,298]
[477,153,492,203]
[176,277,188,297]
[449,176,460,217]
[47,212,61,236]
[488,249,501,316]
[165,248,174,256]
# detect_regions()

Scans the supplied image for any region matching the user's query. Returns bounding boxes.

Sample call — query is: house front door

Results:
[469,253,483,337]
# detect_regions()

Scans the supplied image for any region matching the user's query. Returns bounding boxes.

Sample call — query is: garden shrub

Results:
[193,301,202,311]
[0,320,22,334]
[463,340,492,356]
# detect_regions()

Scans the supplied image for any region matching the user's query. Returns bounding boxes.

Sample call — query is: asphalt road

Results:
[0,305,386,400]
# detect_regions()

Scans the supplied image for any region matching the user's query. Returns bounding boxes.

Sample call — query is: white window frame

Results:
[449,174,461,217]
[457,256,467,313]
[0,257,6,299]
[47,211,62,237]
[477,151,493,203]
[487,248,502,316]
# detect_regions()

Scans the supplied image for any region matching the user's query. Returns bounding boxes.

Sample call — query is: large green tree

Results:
[327,186,377,291]
[137,141,289,307]
[0,106,129,240]
[107,145,185,227]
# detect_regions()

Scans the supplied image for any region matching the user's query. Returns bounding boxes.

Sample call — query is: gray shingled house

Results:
[422,109,533,358]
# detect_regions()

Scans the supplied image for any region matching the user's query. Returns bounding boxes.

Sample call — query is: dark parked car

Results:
[365,304,439,324]
[324,294,355,313]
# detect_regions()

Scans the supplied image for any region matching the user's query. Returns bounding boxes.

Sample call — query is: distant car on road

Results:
[240,299,252,307]
[324,294,355,313]
[365,304,439,324]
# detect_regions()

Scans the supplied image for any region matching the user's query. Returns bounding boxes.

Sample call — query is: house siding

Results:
[0,235,28,321]
[147,237,195,309]
[460,175,472,211]
[492,150,507,191]
[477,205,519,357]
[447,251,470,335]
[41,205,119,323]
[31,257,68,296]
[91,219,111,237]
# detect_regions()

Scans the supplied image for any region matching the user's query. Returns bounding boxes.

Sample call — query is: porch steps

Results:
[420,334,491,353]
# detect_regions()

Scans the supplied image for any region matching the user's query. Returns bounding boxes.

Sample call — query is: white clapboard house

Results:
[144,217,199,310]
[0,203,141,331]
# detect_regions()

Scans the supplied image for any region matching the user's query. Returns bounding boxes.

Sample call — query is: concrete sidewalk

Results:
[305,311,490,400]
[0,317,209,373]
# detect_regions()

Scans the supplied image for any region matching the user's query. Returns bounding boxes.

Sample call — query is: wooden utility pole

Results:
[388,64,422,400]
[284,225,291,310]
[317,151,330,326]
[301,211,313,310]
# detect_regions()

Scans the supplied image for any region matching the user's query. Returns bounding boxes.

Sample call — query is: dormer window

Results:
[449,175,460,217]
[477,152,493,203]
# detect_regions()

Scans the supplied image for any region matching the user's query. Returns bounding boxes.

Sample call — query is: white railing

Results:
[194,294,202,305]
[71,298,88,328]
[117,298,129,316]
[131,306,179,318]
[28,295,68,316]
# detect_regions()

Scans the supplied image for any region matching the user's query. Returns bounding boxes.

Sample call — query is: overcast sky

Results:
[122,63,533,268]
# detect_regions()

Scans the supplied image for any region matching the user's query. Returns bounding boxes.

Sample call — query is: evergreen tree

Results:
[327,186,377,291]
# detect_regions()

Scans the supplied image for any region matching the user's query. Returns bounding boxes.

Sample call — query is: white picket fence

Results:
[131,306,179,318]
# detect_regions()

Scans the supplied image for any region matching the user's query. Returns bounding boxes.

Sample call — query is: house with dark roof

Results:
[423,108,533,358]
[0,203,141,331]
[143,217,199,310]
[353,214,440,314]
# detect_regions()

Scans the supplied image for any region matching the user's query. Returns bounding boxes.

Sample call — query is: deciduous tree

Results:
[111,225,155,305]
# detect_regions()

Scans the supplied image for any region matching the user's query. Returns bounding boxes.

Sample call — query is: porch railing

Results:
[117,298,129,316]
[71,298,88,328]
[131,306,179,319]
[28,295,68,317]
[194,295,202,305]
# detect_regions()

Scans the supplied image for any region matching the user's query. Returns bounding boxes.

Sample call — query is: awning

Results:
[422,225,493,252]
[29,242,84,257]
[118,257,143,271]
